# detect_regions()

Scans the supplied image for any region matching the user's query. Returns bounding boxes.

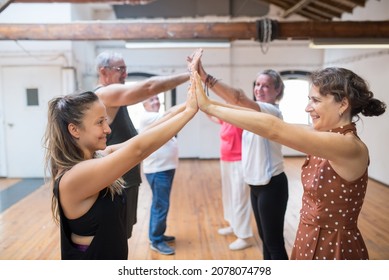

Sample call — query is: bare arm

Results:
[206,114,222,124]
[60,79,198,211]
[193,71,368,181]
[135,49,204,132]
[143,103,186,130]
[96,72,190,108]
[188,49,260,112]
[205,79,260,112]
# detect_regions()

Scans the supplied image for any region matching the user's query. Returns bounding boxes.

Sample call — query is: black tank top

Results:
[94,85,141,187]
[54,177,128,259]
[106,106,142,187]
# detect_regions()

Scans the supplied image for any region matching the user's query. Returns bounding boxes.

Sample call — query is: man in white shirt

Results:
[139,95,180,255]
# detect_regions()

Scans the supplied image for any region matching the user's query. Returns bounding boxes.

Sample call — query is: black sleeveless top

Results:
[106,106,142,187]
[54,176,128,260]
[94,85,142,187]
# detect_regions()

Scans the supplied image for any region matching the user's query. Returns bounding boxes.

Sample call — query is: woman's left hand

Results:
[187,48,203,74]
[192,71,210,112]
[186,72,199,114]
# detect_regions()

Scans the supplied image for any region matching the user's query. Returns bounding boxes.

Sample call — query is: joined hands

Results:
[185,48,212,114]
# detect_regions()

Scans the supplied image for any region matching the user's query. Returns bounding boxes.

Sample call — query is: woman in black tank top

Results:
[44,75,200,259]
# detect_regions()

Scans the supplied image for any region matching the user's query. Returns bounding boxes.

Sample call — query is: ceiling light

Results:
[125,40,231,49]
[309,38,389,49]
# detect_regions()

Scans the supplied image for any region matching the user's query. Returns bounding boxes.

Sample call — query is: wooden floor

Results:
[0,157,388,260]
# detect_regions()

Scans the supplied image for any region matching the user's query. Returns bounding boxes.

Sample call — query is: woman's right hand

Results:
[187,48,205,80]
[192,71,211,112]
[186,73,199,114]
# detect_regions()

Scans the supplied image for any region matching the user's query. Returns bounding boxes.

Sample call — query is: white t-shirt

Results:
[242,102,284,185]
[139,111,179,174]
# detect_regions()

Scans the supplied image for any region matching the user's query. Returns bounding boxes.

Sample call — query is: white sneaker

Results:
[229,238,252,251]
[218,227,233,235]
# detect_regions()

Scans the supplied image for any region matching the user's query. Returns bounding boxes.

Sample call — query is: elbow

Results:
[133,143,150,162]
[264,118,283,142]
[143,81,156,96]
[235,90,247,106]
[129,137,149,162]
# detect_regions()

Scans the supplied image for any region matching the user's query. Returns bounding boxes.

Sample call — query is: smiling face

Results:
[305,85,346,131]
[71,100,111,158]
[253,74,280,104]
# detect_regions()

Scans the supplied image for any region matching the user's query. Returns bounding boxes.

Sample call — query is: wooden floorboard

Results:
[0,157,388,260]
[0,178,20,192]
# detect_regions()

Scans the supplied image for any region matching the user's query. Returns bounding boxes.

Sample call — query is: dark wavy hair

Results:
[310,67,386,119]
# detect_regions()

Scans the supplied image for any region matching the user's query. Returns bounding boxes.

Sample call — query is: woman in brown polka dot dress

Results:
[192,66,386,260]
[295,122,369,259]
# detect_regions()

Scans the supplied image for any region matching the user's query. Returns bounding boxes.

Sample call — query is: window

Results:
[26,88,39,106]
[279,71,310,125]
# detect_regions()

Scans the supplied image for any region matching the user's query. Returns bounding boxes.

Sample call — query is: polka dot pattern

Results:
[290,123,369,260]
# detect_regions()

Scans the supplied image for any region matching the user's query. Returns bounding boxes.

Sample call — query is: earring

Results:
[339,111,343,117]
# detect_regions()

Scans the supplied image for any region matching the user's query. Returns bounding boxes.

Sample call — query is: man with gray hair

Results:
[94,51,190,241]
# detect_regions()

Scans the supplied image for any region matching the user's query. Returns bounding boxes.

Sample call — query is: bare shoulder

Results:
[95,84,127,108]
[344,131,368,155]
[329,133,369,181]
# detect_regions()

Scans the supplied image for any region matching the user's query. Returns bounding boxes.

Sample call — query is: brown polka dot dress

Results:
[291,123,369,260]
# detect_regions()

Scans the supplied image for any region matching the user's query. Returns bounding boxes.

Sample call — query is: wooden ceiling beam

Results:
[318,1,354,13]
[0,20,388,41]
[338,0,365,8]
[276,20,388,40]
[297,10,330,21]
[305,5,341,19]
[282,0,314,19]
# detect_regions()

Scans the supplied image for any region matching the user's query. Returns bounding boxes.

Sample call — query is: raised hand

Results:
[187,48,203,74]
[192,71,210,112]
[186,71,199,114]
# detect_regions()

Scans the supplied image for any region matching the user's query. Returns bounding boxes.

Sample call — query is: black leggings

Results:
[249,172,289,260]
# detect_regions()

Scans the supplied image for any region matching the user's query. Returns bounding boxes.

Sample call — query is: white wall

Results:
[0,3,75,177]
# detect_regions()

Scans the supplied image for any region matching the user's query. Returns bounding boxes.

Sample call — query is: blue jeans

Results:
[145,169,175,243]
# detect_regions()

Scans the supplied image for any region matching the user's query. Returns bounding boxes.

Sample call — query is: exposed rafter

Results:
[282,0,315,19]
[262,0,367,21]
[10,0,368,21]
[0,20,388,41]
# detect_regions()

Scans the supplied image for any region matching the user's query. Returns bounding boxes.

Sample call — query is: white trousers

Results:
[220,160,253,239]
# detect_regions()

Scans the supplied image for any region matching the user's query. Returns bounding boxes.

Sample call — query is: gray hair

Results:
[95,51,124,71]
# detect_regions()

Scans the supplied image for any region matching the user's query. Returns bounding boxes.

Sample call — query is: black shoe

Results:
[150,241,175,255]
[163,235,176,243]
